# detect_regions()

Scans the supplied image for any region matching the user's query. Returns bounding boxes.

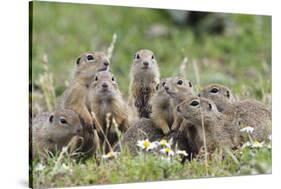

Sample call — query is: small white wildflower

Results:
[102,151,119,160]
[158,139,172,148]
[242,141,252,149]
[35,163,45,171]
[61,163,71,171]
[251,141,264,148]
[176,150,188,157]
[268,134,272,141]
[160,147,175,156]
[160,156,172,162]
[137,139,158,151]
[240,126,254,133]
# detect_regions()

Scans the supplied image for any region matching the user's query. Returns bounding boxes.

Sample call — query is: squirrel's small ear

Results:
[49,114,54,123]
[76,57,81,65]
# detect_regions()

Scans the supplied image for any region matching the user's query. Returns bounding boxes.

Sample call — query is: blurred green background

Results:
[31,1,271,104]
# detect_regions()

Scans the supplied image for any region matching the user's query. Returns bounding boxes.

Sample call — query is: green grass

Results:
[32,143,272,188]
[30,1,272,188]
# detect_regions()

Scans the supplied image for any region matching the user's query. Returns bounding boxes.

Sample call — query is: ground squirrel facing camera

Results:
[176,96,241,152]
[32,109,83,158]
[129,49,160,119]
[199,83,271,141]
[57,51,110,130]
[88,71,131,151]
[151,77,193,134]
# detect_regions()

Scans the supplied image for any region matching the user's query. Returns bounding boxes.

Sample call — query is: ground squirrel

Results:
[57,51,110,130]
[73,51,110,79]
[129,49,160,119]
[88,71,131,151]
[151,77,193,134]
[199,83,271,141]
[32,109,83,158]
[176,96,241,152]
[198,83,236,112]
[114,118,164,155]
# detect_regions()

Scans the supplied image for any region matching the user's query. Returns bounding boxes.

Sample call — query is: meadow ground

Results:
[30,1,272,188]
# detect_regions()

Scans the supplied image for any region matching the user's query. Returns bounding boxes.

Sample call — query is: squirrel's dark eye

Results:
[210,88,219,93]
[189,82,192,88]
[226,90,230,98]
[87,54,94,61]
[112,77,115,81]
[177,80,183,85]
[162,82,166,87]
[134,54,140,60]
[95,76,98,81]
[190,100,200,107]
[198,93,201,97]
[151,55,154,59]
[156,84,159,90]
[76,57,81,65]
[208,103,212,110]
[60,118,67,124]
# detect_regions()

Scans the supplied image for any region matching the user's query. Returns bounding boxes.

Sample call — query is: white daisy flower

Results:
[240,126,254,133]
[176,150,188,157]
[137,139,158,151]
[251,141,264,148]
[160,147,175,156]
[102,151,119,160]
[242,141,252,149]
[35,163,45,171]
[158,139,172,148]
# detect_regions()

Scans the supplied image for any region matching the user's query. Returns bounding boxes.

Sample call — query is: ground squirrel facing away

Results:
[88,71,131,152]
[31,109,83,159]
[57,51,110,130]
[176,96,241,153]
[129,49,160,119]
[114,118,164,155]
[199,83,271,141]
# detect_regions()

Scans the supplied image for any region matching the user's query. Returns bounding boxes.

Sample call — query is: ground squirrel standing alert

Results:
[57,51,110,130]
[129,49,160,119]
[32,109,83,158]
[199,83,271,141]
[151,77,193,134]
[88,71,131,151]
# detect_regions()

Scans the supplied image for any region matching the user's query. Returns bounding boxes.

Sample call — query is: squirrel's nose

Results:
[104,61,109,66]
[102,83,108,88]
[76,128,82,134]
[143,61,149,66]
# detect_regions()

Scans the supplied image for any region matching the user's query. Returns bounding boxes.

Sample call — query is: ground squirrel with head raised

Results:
[129,49,160,119]
[32,109,83,158]
[151,77,193,134]
[176,96,241,152]
[88,71,131,151]
[57,51,110,130]
[198,83,271,141]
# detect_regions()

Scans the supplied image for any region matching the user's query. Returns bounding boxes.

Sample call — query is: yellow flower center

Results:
[165,148,171,153]
[160,139,168,146]
[143,140,151,149]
